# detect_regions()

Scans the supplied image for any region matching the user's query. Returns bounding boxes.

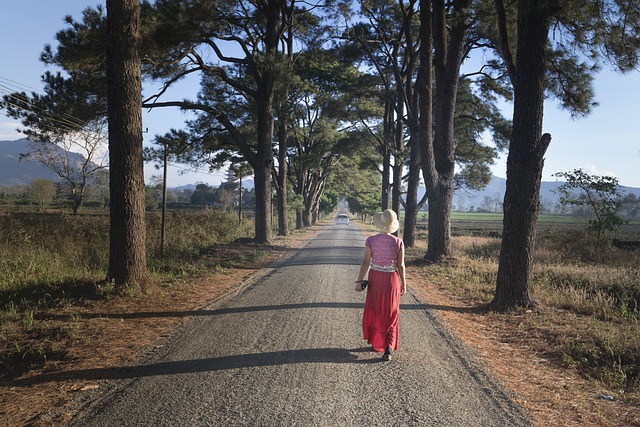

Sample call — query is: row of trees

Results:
[0,179,107,210]
[0,180,252,211]
[11,171,639,221]
[2,0,640,309]
[559,192,640,220]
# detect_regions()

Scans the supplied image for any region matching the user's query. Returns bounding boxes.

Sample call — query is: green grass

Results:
[420,211,561,221]
[414,211,640,241]
[450,212,503,221]
[419,210,638,224]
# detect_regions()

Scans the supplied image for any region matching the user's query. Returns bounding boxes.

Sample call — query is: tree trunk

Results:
[418,0,434,251]
[382,145,391,211]
[275,106,289,236]
[274,14,293,237]
[403,200,418,246]
[253,152,273,244]
[399,2,421,245]
[403,133,422,247]
[105,0,149,289]
[294,167,305,229]
[391,91,404,215]
[423,0,469,261]
[426,179,453,259]
[238,176,243,224]
[302,173,324,227]
[254,70,275,243]
[161,143,168,255]
[296,166,324,229]
[391,160,402,215]
[491,0,553,311]
[251,0,279,245]
[296,210,303,230]
[302,209,311,227]
[310,182,325,224]
[72,198,81,215]
[381,99,394,211]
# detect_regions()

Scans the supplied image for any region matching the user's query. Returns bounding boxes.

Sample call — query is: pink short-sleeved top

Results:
[365,233,404,268]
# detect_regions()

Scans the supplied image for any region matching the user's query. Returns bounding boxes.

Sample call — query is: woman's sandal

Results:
[382,347,392,361]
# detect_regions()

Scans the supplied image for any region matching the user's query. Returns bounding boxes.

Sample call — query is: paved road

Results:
[70,221,529,426]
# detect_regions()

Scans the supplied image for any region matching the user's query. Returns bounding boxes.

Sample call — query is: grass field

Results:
[407,216,640,413]
[413,212,640,242]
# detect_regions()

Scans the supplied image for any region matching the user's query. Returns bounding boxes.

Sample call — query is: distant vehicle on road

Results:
[336,214,349,224]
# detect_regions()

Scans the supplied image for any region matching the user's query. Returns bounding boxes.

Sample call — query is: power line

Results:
[0,75,197,144]
[0,93,86,134]
[0,91,87,131]
[0,76,89,133]
[1,75,235,182]
[0,76,39,93]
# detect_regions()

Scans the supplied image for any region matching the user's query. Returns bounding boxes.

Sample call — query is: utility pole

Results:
[238,174,243,224]
[160,140,168,257]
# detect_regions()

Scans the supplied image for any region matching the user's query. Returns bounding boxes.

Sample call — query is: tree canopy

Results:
[3,0,640,300]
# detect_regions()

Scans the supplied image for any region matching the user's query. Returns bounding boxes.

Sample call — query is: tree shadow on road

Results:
[12,347,384,386]
[35,301,481,322]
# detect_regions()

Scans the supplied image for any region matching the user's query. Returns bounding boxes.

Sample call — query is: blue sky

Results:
[1,1,639,188]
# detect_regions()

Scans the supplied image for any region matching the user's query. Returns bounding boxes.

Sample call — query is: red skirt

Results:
[362,269,400,352]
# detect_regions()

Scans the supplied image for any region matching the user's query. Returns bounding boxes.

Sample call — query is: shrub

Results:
[0,209,254,308]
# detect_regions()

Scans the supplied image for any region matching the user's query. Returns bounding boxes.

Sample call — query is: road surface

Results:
[70,221,529,426]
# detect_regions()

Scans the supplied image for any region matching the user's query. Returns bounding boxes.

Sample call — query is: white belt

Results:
[370,263,396,273]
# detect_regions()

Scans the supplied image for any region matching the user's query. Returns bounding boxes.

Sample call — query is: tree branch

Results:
[494,0,516,84]
[142,100,257,165]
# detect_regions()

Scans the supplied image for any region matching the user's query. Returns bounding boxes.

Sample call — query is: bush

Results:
[417,232,640,395]
[0,209,254,308]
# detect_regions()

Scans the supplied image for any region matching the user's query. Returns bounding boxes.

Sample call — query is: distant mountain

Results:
[169,178,254,191]
[2,138,637,201]
[0,139,228,191]
[448,175,640,211]
[171,184,197,192]
[452,176,561,210]
[0,139,63,186]
[236,178,254,190]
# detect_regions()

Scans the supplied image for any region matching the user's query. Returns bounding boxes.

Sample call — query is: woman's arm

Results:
[355,246,372,291]
[396,244,407,295]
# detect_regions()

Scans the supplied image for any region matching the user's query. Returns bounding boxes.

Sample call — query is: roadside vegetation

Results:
[409,219,640,410]
[0,209,255,377]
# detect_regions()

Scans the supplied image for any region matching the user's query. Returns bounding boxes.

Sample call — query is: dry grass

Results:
[409,277,637,426]
[406,232,640,427]
[0,226,319,426]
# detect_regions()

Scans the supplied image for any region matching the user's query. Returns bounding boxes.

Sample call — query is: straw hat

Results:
[373,209,399,233]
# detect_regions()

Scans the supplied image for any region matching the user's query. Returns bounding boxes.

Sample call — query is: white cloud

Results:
[0,120,23,141]
[579,164,619,179]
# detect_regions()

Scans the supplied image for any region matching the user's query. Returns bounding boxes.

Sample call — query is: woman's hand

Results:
[400,282,407,295]
[355,282,363,292]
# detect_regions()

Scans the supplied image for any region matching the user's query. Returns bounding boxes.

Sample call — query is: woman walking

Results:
[355,209,407,361]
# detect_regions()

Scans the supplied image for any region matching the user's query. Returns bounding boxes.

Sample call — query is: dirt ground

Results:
[409,277,638,426]
[1,224,638,426]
